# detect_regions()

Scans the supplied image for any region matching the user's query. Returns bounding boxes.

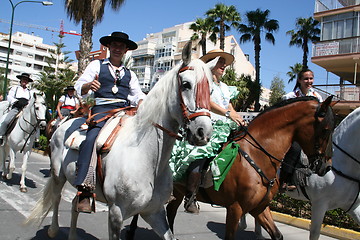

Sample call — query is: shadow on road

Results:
[0,171,37,189]
[30,225,98,240]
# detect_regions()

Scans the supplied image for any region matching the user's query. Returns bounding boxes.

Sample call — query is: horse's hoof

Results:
[48,226,59,238]
[19,187,27,193]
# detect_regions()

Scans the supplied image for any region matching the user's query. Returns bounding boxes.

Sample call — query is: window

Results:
[321,12,359,41]
[28,54,34,58]
[16,51,22,56]
[26,63,32,67]
[34,64,43,70]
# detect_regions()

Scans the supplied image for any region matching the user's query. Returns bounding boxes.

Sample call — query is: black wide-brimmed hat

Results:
[16,73,33,82]
[64,86,75,91]
[100,32,138,50]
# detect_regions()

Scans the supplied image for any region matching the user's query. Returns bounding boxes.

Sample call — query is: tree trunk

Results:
[201,35,207,56]
[302,39,309,69]
[254,39,261,111]
[77,12,95,77]
[220,21,225,50]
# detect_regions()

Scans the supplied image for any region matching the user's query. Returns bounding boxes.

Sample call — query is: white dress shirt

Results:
[75,58,146,106]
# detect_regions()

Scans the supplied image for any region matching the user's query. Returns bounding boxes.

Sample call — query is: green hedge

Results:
[270,193,360,231]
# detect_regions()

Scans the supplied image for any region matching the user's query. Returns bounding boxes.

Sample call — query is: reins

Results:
[332,141,360,213]
[18,98,46,153]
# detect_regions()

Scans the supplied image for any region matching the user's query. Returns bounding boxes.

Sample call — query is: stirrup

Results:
[75,191,96,213]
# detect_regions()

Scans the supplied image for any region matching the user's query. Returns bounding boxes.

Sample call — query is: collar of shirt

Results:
[294,87,316,97]
[102,58,126,79]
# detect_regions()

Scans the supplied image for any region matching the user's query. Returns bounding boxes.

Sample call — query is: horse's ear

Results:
[318,95,334,115]
[182,41,192,66]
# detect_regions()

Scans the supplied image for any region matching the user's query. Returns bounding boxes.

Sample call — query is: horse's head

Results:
[32,92,47,130]
[297,96,335,176]
[176,41,213,146]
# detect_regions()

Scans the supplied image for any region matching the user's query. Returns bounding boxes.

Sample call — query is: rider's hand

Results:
[229,111,246,126]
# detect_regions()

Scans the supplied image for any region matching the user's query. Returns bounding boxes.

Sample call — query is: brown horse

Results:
[125,96,335,240]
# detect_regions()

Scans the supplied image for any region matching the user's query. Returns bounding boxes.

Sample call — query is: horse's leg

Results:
[108,203,123,240]
[239,214,264,239]
[48,174,67,238]
[166,186,185,232]
[141,207,176,240]
[6,147,15,180]
[309,203,328,240]
[125,214,139,240]
[252,206,282,240]
[68,196,80,240]
[19,150,30,192]
[225,203,242,240]
[0,146,6,178]
[239,214,247,231]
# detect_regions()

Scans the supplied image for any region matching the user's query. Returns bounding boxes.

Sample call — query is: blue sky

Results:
[1,0,339,92]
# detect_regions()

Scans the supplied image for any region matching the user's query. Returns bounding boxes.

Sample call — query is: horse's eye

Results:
[181,81,191,90]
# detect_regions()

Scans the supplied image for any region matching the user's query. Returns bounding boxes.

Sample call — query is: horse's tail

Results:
[24,173,57,226]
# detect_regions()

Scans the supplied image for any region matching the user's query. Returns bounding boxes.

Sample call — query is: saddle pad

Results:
[64,111,126,151]
[64,125,87,150]
[210,142,239,191]
[95,111,126,151]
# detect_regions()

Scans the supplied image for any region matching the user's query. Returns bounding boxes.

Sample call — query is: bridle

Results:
[153,65,211,139]
[308,104,334,173]
[19,94,46,152]
[177,65,211,124]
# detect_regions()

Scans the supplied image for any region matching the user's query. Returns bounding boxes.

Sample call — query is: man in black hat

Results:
[0,73,33,145]
[73,31,145,213]
[56,86,80,120]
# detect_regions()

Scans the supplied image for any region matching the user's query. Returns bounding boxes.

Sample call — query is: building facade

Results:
[312,0,360,115]
[0,31,60,86]
[131,22,256,93]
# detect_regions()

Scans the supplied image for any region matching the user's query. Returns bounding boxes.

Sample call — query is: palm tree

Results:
[287,63,303,84]
[189,18,217,56]
[287,17,320,69]
[206,3,241,50]
[65,0,126,76]
[237,8,279,111]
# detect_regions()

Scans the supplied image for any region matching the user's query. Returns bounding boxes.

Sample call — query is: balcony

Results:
[312,37,360,57]
[315,0,360,13]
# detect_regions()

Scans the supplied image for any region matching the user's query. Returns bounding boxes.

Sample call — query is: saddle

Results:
[4,110,23,136]
[64,107,136,152]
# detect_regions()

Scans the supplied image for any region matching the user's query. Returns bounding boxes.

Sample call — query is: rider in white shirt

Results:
[0,73,33,145]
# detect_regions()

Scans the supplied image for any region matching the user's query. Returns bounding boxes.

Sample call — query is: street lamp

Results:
[3,0,53,97]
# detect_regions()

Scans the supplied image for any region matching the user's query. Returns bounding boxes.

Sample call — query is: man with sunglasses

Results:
[74,32,145,213]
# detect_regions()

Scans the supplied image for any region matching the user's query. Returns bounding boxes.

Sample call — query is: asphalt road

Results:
[0,151,338,240]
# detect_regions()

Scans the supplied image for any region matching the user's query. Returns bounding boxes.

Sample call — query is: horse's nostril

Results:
[197,128,204,139]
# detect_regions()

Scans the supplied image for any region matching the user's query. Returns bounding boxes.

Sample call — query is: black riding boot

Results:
[184,171,201,214]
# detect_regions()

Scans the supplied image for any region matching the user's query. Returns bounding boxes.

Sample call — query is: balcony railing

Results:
[312,36,360,57]
[315,0,360,13]
[314,83,360,100]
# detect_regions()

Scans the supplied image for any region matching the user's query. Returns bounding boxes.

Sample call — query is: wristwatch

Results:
[225,110,231,118]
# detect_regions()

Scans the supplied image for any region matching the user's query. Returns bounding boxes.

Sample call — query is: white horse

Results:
[241,106,360,240]
[25,42,214,240]
[0,92,47,192]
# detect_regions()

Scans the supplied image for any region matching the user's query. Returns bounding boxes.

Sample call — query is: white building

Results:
[0,31,60,86]
[131,22,256,93]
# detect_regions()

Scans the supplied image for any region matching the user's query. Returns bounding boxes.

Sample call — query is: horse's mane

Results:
[253,96,318,121]
[135,59,211,127]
